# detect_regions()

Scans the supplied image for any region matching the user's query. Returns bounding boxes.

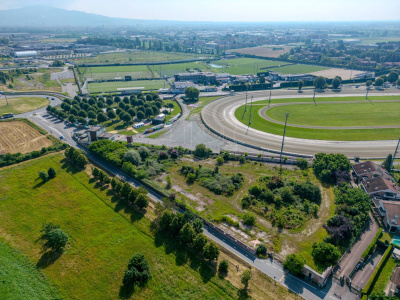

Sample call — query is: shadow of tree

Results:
[237,288,250,300]
[33,178,47,189]
[36,250,62,269]
[118,283,135,299]
[60,158,81,175]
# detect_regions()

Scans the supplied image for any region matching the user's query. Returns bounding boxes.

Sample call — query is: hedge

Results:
[361,228,383,260]
[362,244,394,296]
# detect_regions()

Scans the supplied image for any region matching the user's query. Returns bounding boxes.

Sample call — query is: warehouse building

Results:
[13,50,38,58]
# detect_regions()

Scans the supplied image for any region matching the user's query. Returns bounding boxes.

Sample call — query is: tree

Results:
[38,170,49,181]
[43,228,68,252]
[298,80,304,90]
[194,144,211,158]
[366,80,373,87]
[159,210,174,232]
[137,146,150,159]
[256,244,267,256]
[296,158,309,170]
[216,156,224,165]
[259,76,266,84]
[240,269,252,289]
[179,223,196,244]
[165,174,172,189]
[312,242,341,267]
[283,253,305,275]
[383,154,393,172]
[97,112,107,124]
[47,167,56,179]
[137,110,145,120]
[185,87,200,101]
[135,193,149,209]
[374,77,384,87]
[124,150,141,165]
[242,212,255,226]
[332,77,341,89]
[388,71,399,84]
[323,214,353,244]
[193,233,208,252]
[203,242,220,261]
[192,218,203,234]
[107,110,116,120]
[145,107,153,118]
[92,167,100,177]
[122,253,151,287]
[314,76,326,89]
[312,153,350,184]
[121,112,131,124]
[218,260,229,274]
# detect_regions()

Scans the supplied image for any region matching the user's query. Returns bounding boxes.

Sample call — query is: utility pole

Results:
[245,89,248,112]
[269,81,272,107]
[313,87,317,106]
[2,87,8,106]
[249,96,253,125]
[280,113,290,174]
[392,138,400,170]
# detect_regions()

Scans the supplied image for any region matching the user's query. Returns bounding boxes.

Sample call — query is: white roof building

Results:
[14,51,38,58]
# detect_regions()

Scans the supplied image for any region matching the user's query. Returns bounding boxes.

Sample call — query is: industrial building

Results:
[174,72,216,85]
[13,50,38,58]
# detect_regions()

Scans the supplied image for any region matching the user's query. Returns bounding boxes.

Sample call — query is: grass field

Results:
[0,121,53,154]
[72,51,206,64]
[0,96,49,115]
[372,256,397,292]
[0,153,296,300]
[266,101,400,127]
[209,58,287,75]
[0,240,61,299]
[84,65,154,80]
[272,64,328,74]
[235,96,400,141]
[226,45,292,58]
[186,96,221,119]
[88,80,168,93]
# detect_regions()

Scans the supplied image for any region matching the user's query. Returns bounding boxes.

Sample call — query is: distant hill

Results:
[0,6,156,27]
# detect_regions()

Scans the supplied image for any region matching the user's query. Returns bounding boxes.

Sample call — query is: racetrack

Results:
[201,88,400,158]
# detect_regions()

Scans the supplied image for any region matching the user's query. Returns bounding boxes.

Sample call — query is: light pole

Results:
[280,113,289,173]
[313,87,317,106]
[268,81,272,107]
[249,96,253,126]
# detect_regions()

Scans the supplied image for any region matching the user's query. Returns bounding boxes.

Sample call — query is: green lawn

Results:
[83,65,154,80]
[0,97,49,115]
[88,80,168,93]
[0,240,61,299]
[186,96,221,119]
[72,51,206,64]
[272,64,328,74]
[235,96,400,141]
[210,58,287,75]
[266,101,400,127]
[0,153,238,299]
[373,256,397,292]
[163,100,181,121]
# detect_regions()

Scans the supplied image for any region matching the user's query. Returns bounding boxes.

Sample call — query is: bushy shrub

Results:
[218,260,229,274]
[124,149,141,166]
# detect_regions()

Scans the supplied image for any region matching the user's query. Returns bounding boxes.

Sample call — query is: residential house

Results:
[352,161,391,182]
[372,199,400,232]
[361,176,400,200]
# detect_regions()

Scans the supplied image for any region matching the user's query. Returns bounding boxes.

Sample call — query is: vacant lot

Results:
[0,96,49,115]
[0,121,53,154]
[227,45,292,58]
[273,64,328,74]
[0,240,61,299]
[0,153,295,299]
[88,80,168,93]
[309,68,365,80]
[84,65,154,80]
[71,51,205,64]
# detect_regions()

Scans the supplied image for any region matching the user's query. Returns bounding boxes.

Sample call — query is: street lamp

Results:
[280,113,290,174]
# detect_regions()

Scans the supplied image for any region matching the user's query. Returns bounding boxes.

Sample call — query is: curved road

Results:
[201,88,400,158]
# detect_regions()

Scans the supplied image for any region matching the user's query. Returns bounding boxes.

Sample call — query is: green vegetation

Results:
[187,96,220,119]
[0,240,61,299]
[235,96,400,141]
[266,101,400,127]
[0,97,49,115]
[209,58,286,75]
[0,153,240,299]
[88,79,167,93]
[283,253,306,275]
[311,242,341,268]
[85,65,153,80]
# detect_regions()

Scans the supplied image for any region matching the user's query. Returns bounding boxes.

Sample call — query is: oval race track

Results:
[201,88,400,158]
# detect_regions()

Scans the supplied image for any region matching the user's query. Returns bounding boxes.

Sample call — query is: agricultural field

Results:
[0,96,49,115]
[0,240,61,299]
[0,120,53,154]
[235,95,400,141]
[209,57,287,75]
[71,50,207,64]
[0,153,296,300]
[88,79,168,93]
[272,64,329,74]
[226,45,292,58]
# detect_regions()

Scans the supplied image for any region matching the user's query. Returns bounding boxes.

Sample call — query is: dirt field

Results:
[0,121,53,154]
[309,68,365,80]
[227,45,292,58]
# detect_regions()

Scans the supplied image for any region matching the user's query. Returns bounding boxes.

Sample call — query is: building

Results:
[302,265,332,288]
[389,266,400,296]
[152,113,165,125]
[13,50,38,58]
[171,81,195,94]
[361,177,400,200]
[373,200,400,232]
[98,132,115,141]
[133,122,144,128]
[87,126,106,142]
[352,161,391,182]
[174,72,216,85]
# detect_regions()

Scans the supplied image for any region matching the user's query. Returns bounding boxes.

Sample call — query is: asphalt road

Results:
[9,92,359,300]
[201,87,400,158]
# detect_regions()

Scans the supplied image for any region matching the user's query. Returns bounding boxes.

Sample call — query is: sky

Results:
[1,0,400,22]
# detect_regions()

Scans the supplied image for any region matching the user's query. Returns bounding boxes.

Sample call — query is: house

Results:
[87,126,106,142]
[302,265,332,287]
[372,200,400,232]
[352,161,391,182]
[361,177,400,200]
[389,266,400,296]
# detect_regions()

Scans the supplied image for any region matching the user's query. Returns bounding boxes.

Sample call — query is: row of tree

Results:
[64,147,89,169]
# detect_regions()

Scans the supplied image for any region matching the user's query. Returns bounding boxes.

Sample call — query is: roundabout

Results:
[201,88,400,158]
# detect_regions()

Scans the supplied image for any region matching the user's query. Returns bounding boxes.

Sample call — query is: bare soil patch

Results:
[227,45,291,58]
[0,121,53,154]
[309,68,365,80]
